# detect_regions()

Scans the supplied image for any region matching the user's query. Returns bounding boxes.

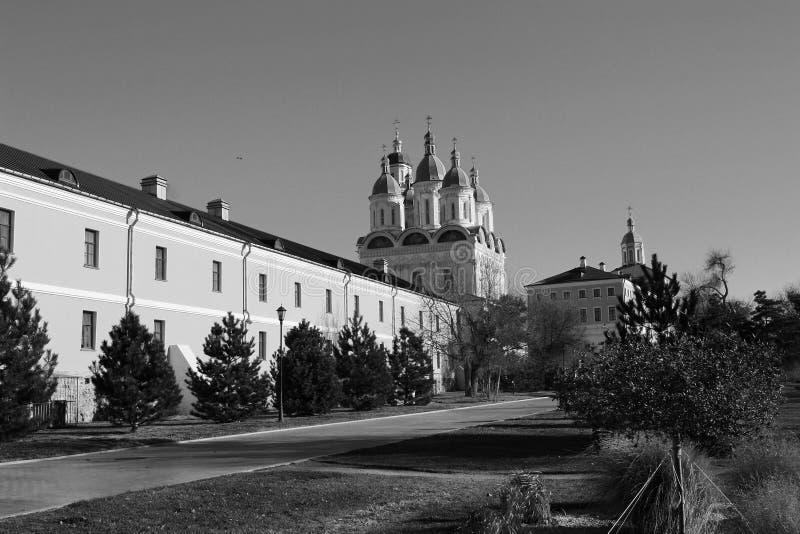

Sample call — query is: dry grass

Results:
[738,476,800,534]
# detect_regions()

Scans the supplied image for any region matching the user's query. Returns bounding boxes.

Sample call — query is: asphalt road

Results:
[0,396,554,518]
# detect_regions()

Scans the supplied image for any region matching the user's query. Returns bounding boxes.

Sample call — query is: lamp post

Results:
[276,305,286,423]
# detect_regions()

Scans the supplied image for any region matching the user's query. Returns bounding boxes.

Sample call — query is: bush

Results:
[90,312,182,432]
[732,434,800,491]
[460,472,552,533]
[270,320,340,416]
[615,439,723,534]
[739,476,800,534]
[187,313,272,422]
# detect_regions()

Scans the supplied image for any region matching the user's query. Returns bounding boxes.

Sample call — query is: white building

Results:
[0,142,452,420]
[525,212,649,348]
[357,119,506,298]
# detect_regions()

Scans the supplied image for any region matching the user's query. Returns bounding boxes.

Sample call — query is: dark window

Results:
[578,289,587,299]
[607,287,615,297]
[563,291,571,299]
[294,282,302,307]
[81,311,96,349]
[379,300,384,322]
[419,310,424,328]
[0,209,13,251]
[212,261,222,292]
[391,208,395,226]
[259,331,267,359]
[326,289,332,313]
[400,306,405,326]
[593,288,601,298]
[425,199,430,225]
[259,273,267,302]
[84,229,98,268]
[153,320,165,345]
[608,307,617,322]
[579,308,587,323]
[155,247,167,280]
[380,209,385,226]
[594,307,602,322]
[354,294,360,316]
[550,292,557,300]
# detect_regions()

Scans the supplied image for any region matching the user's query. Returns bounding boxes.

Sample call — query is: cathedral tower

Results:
[620,207,644,266]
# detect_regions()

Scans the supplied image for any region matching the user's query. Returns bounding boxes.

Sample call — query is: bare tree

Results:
[702,249,735,304]
[527,299,585,360]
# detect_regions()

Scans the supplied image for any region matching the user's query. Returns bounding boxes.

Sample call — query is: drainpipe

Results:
[391,285,398,337]
[125,207,139,313]
[343,271,352,322]
[241,241,252,324]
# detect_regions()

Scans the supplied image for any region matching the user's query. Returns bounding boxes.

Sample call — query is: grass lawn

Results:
[0,391,533,463]
[2,407,618,533]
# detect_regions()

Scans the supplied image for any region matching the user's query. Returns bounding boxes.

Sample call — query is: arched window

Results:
[451,203,455,220]
[391,207,395,226]
[636,249,642,263]
[366,236,394,249]
[372,210,375,227]
[463,201,468,219]
[425,199,430,225]
[380,209,385,226]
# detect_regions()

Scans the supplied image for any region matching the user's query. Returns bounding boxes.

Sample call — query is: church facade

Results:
[357,120,506,299]
[0,142,454,421]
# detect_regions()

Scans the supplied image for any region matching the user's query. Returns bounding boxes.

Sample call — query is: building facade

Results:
[357,120,506,298]
[0,143,453,420]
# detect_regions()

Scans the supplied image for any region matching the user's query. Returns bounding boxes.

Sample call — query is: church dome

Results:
[442,139,470,188]
[371,153,402,196]
[415,122,446,182]
[475,184,490,202]
[621,216,642,244]
[388,152,412,166]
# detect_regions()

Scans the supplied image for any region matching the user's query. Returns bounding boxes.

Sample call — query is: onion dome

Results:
[415,116,446,182]
[621,208,642,244]
[470,157,490,202]
[388,121,412,165]
[371,149,402,196]
[443,138,471,188]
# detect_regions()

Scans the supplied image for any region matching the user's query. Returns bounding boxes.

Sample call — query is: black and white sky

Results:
[2,0,798,298]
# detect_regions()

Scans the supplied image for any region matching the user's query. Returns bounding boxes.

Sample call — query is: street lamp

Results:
[276,305,286,423]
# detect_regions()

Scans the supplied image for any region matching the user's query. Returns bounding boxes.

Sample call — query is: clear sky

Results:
[1,1,797,300]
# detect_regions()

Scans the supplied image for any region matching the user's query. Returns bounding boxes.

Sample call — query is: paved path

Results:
[0,397,554,518]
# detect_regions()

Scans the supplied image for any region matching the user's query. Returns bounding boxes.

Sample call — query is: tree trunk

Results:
[464,361,474,397]
[672,436,685,534]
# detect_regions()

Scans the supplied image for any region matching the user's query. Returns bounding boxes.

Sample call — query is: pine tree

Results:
[389,327,434,405]
[270,320,340,416]
[90,312,181,432]
[187,312,272,422]
[614,253,697,344]
[0,252,58,441]
[334,313,392,410]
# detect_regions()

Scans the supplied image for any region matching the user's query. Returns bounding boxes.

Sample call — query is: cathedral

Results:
[357,118,506,298]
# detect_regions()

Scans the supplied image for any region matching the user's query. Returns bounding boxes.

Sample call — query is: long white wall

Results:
[0,169,449,395]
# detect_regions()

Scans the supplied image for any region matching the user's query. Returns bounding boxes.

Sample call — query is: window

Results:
[425,199,431,225]
[0,209,13,251]
[391,208,395,226]
[81,311,96,349]
[436,315,440,332]
[212,261,222,292]
[550,292,557,300]
[325,289,332,313]
[354,295,360,316]
[259,274,267,302]
[84,229,99,268]
[379,300,384,322]
[451,203,455,220]
[155,247,167,281]
[400,306,406,326]
[419,310,424,328]
[463,201,468,218]
[153,320,165,345]
[563,291,571,300]
[594,307,602,322]
[608,307,617,322]
[578,289,587,299]
[607,287,615,297]
[593,288,601,298]
[636,249,642,263]
[380,209,385,226]
[579,308,587,323]
[294,282,302,307]
[259,331,267,359]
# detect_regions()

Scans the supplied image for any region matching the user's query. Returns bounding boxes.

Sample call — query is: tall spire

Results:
[450,137,461,167]
[424,115,436,155]
[392,118,402,153]
[627,205,635,231]
[380,144,389,174]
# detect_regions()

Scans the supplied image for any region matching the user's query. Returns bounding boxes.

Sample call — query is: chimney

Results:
[207,199,230,221]
[373,258,389,277]
[579,256,587,268]
[140,175,167,200]
[599,261,606,271]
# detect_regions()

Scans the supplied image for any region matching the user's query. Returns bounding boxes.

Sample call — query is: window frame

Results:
[294,282,302,308]
[579,308,588,323]
[0,208,14,252]
[353,294,360,316]
[84,229,99,268]
[153,319,165,345]
[325,289,333,314]
[594,307,602,322]
[400,306,405,327]
[81,311,96,349]
[259,331,267,359]
[379,300,384,322]
[562,291,571,300]
[258,273,267,302]
[212,260,222,292]
[607,286,615,297]
[593,288,602,298]
[608,306,617,322]
[578,289,587,299]
[155,246,167,281]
